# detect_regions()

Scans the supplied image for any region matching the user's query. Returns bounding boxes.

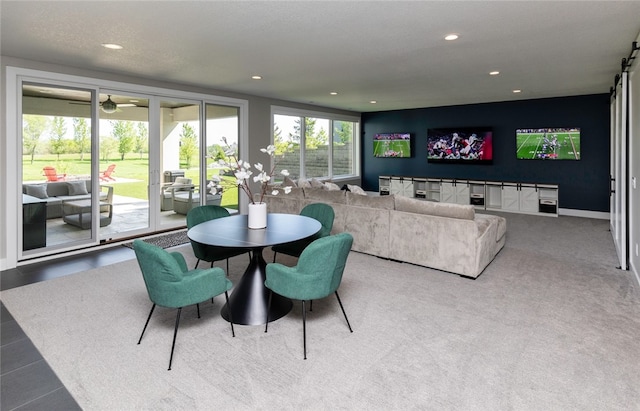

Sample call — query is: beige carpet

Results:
[2,213,640,410]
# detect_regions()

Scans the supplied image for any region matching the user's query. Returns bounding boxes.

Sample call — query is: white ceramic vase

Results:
[248,202,267,229]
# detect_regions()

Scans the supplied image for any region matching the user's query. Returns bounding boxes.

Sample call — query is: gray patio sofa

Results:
[264,187,506,278]
[22,180,113,219]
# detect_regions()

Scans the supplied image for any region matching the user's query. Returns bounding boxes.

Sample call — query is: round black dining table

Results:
[187,213,321,325]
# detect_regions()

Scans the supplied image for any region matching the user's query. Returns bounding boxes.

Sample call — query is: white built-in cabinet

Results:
[379,176,559,217]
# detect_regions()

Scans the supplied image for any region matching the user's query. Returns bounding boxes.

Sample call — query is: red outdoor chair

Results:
[42,166,66,182]
[99,164,116,181]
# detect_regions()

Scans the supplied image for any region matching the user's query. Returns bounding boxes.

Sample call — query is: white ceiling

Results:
[2,1,640,112]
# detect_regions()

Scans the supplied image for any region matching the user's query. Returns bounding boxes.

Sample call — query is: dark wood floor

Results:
[1,245,136,410]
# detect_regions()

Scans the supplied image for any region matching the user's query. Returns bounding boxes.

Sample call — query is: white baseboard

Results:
[559,208,610,220]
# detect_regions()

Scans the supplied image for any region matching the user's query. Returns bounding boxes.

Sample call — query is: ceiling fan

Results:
[68,95,138,112]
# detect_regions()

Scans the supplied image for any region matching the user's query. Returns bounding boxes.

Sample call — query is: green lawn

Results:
[23,154,239,208]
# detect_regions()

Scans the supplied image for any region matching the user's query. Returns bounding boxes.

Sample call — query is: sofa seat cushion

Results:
[57,194,92,202]
[346,192,395,209]
[394,195,475,220]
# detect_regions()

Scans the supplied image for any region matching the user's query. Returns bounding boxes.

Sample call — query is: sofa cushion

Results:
[324,181,341,191]
[347,184,367,195]
[67,180,89,196]
[394,195,475,220]
[297,178,312,188]
[283,176,297,187]
[25,184,49,199]
[310,178,325,188]
[304,187,347,204]
[346,191,395,209]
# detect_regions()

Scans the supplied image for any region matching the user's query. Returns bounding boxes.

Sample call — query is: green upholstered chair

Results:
[272,202,335,263]
[264,232,354,359]
[133,239,234,370]
[186,205,250,272]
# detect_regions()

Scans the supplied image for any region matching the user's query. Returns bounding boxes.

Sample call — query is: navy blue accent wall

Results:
[361,94,610,212]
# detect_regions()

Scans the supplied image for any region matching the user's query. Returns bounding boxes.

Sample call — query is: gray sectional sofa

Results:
[264,187,506,278]
[22,180,113,219]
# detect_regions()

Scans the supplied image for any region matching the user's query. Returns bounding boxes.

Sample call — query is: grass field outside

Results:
[515,128,580,160]
[22,154,239,208]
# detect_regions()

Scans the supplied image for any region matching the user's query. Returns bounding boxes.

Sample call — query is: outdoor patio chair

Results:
[99,164,116,181]
[42,166,66,182]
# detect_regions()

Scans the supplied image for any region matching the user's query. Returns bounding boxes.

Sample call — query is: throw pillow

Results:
[297,178,312,188]
[347,184,367,196]
[310,178,325,188]
[25,184,49,199]
[283,176,297,187]
[324,182,341,191]
[170,177,192,191]
[67,180,89,196]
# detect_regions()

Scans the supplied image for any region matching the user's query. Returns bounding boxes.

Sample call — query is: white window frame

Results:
[271,105,360,182]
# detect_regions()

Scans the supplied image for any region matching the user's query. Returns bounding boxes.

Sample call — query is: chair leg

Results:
[226,259,229,276]
[168,307,182,371]
[335,291,353,333]
[302,300,307,360]
[196,303,200,318]
[194,259,201,269]
[273,251,277,263]
[265,290,273,333]
[137,303,156,344]
[224,291,235,337]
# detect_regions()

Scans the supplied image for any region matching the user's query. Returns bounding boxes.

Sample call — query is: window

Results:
[272,107,359,182]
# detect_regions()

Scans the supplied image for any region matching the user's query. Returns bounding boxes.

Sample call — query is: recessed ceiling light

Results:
[489,71,500,76]
[513,89,522,93]
[102,43,123,50]
[251,75,262,80]
[444,34,459,41]
[330,92,338,96]
[370,100,377,104]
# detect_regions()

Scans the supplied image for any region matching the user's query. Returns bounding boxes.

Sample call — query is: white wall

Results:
[628,43,640,284]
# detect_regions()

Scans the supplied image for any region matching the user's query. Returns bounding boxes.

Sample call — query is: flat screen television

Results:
[515,127,581,160]
[373,133,411,158]
[427,127,493,164]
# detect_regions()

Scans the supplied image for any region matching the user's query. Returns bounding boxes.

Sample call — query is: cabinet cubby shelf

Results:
[379,176,559,217]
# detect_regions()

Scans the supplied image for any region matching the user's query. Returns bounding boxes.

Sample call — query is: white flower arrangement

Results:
[217,137,292,204]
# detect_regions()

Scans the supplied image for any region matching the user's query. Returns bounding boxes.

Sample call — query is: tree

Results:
[111,120,135,160]
[50,116,67,160]
[179,123,198,169]
[73,118,90,161]
[334,121,353,145]
[134,122,148,159]
[99,136,118,161]
[207,143,226,162]
[23,115,49,164]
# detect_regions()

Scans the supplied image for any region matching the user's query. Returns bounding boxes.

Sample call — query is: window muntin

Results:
[272,109,359,181]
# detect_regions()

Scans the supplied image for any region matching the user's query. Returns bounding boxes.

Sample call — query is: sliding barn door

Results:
[610,72,629,270]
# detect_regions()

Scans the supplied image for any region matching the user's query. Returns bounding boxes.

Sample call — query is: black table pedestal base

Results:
[221,247,292,325]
